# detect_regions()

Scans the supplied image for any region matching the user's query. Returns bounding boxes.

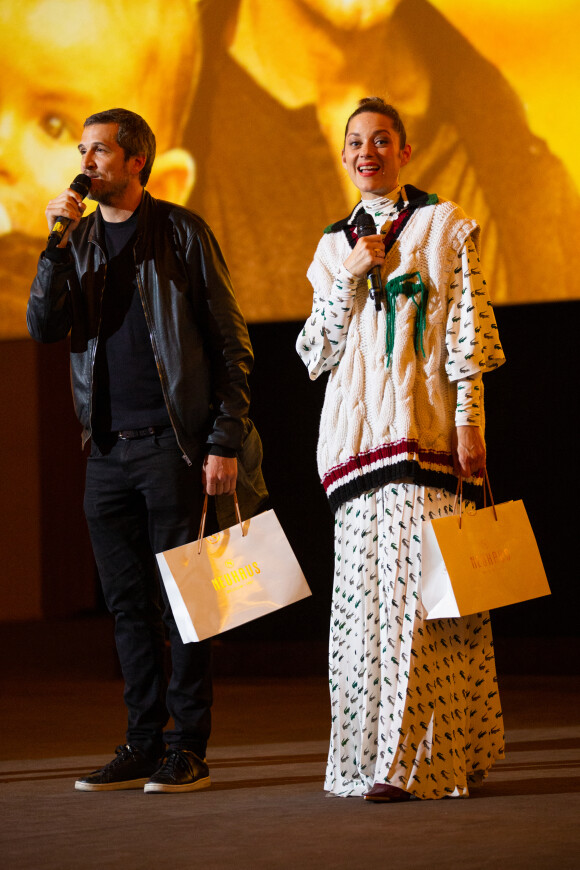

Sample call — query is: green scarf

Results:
[384,271,428,367]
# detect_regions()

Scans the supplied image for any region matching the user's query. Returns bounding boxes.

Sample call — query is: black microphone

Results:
[47,174,92,250]
[355,210,383,311]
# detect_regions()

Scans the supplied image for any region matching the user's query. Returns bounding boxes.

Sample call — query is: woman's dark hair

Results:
[344,97,407,148]
[83,108,156,186]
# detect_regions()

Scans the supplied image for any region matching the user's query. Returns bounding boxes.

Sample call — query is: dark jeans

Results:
[84,427,212,760]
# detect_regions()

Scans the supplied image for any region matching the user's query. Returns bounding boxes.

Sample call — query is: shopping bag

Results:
[421,474,550,619]
[156,495,311,642]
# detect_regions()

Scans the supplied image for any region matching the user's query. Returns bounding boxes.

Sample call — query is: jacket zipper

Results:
[83,238,107,449]
[133,246,193,466]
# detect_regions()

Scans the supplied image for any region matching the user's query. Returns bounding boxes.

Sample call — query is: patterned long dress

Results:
[298,193,505,799]
[327,483,503,798]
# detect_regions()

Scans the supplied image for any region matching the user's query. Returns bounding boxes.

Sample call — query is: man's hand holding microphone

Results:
[46,174,92,249]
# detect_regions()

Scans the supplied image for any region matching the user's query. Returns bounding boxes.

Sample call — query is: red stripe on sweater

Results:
[321,439,454,490]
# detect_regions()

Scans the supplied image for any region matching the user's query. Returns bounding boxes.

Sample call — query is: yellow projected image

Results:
[1,0,579,338]
[0,0,200,339]
[429,0,580,189]
[190,0,580,318]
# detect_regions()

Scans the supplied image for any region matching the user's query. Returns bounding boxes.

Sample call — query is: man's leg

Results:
[83,435,168,760]
[139,427,213,759]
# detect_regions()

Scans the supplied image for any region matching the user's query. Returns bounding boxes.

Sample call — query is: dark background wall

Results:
[0,299,577,670]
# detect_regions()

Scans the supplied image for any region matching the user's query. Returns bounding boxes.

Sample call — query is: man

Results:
[27,108,258,793]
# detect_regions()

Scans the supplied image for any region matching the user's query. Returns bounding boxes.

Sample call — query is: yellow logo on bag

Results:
[470,548,511,569]
[211,562,261,591]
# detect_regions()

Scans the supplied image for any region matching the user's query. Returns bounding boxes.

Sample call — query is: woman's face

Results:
[342,112,411,199]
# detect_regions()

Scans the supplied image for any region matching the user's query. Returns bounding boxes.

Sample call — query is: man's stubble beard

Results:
[88,174,131,207]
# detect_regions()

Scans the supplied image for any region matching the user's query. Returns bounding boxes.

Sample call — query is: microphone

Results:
[355,210,383,311]
[47,174,92,250]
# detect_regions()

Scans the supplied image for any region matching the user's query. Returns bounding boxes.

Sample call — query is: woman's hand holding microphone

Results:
[343,233,386,278]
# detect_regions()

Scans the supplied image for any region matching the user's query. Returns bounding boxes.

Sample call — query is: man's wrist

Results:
[43,244,70,263]
[206,445,237,458]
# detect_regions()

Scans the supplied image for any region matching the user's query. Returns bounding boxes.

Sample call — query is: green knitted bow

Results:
[384,271,428,367]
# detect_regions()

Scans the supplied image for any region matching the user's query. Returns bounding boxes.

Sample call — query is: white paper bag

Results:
[157,509,311,642]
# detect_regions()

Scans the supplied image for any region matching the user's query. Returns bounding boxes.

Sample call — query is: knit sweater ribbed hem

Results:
[322,438,483,513]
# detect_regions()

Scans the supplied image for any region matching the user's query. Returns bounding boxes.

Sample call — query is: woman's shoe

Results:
[363,783,413,802]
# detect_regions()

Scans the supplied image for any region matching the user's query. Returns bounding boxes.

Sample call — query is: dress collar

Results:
[361,186,403,218]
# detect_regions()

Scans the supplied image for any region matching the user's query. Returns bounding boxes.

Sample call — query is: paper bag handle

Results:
[197,491,244,554]
[453,468,497,529]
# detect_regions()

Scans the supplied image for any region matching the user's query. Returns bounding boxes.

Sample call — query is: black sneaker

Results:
[144,749,211,794]
[75,744,160,792]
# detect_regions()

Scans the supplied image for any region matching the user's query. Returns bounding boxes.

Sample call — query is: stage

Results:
[1,620,579,869]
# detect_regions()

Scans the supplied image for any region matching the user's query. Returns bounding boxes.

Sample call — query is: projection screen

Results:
[1,0,578,339]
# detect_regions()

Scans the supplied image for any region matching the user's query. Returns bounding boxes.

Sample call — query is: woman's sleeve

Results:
[445,237,506,383]
[296,245,360,380]
[455,372,483,426]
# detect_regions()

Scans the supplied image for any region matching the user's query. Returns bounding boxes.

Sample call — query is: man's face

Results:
[342,112,411,199]
[79,124,139,206]
[0,0,161,237]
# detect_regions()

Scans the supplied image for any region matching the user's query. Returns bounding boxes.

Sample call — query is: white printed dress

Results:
[327,482,503,799]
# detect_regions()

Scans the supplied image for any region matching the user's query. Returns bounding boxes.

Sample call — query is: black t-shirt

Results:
[92,209,170,432]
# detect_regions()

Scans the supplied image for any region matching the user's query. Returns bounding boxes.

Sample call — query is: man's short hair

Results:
[344,97,407,149]
[84,108,156,186]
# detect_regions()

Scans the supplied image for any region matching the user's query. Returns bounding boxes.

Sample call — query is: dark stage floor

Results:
[1,620,579,869]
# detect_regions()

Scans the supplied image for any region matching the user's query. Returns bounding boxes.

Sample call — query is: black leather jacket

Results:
[27,191,253,463]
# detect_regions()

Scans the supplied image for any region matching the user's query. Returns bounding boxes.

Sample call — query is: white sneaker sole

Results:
[75,777,151,792]
[144,775,211,794]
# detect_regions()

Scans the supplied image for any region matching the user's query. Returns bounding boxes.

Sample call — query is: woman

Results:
[297,98,506,802]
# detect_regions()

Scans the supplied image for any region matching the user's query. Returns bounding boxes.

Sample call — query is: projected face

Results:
[0,0,84,237]
[0,0,198,239]
[298,0,400,28]
[342,112,411,198]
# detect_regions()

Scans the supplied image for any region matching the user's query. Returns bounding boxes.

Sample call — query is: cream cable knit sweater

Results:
[297,191,505,511]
